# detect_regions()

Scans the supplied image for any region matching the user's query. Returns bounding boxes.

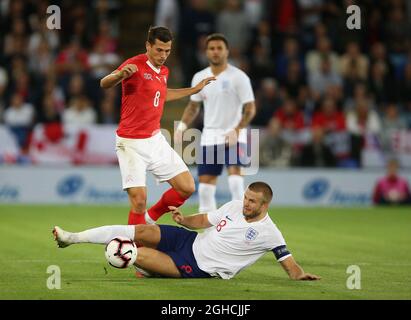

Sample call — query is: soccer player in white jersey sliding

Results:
[53,182,320,280]
[174,33,256,213]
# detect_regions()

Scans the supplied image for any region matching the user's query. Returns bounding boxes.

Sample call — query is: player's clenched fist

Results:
[120,64,138,79]
[169,206,185,225]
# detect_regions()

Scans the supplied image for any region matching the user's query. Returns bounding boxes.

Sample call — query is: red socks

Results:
[128,210,146,225]
[147,188,188,222]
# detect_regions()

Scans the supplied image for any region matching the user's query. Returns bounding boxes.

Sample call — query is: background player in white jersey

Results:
[174,33,256,213]
[53,182,320,280]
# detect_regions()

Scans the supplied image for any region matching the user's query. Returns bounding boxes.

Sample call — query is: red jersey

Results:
[312,111,346,132]
[116,54,169,139]
[274,109,305,131]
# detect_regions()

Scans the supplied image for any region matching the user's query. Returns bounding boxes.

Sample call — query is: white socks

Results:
[199,176,244,212]
[199,183,217,212]
[144,211,156,225]
[228,175,244,200]
[69,225,135,244]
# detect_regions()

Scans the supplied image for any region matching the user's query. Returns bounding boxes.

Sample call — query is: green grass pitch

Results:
[0,204,410,300]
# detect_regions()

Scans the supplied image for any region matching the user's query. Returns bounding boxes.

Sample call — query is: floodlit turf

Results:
[0,204,410,300]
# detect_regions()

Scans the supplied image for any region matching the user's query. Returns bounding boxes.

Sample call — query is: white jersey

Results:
[190,65,255,146]
[192,200,291,279]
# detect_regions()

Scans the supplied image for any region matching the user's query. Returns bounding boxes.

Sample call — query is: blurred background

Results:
[0,0,410,206]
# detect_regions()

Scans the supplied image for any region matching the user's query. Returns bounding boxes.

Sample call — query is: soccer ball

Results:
[105,237,137,269]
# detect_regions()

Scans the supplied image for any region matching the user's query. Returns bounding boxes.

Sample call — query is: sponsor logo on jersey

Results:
[245,227,258,241]
[144,73,153,80]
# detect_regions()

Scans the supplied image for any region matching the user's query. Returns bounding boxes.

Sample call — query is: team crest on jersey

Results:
[144,73,153,80]
[245,227,259,241]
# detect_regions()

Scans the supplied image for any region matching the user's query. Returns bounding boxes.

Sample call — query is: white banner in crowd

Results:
[1,166,410,206]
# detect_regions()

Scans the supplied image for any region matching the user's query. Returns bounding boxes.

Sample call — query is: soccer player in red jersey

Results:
[100,26,215,225]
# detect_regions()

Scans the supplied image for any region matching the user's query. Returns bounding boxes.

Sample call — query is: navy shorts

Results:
[157,225,211,278]
[197,143,250,176]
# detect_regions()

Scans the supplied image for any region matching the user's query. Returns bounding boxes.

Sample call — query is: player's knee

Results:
[135,224,157,243]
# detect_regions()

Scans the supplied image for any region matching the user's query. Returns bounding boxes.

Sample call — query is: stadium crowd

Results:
[1,0,411,168]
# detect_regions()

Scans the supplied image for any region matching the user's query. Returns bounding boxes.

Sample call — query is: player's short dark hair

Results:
[147,26,173,44]
[206,33,229,49]
[247,182,273,204]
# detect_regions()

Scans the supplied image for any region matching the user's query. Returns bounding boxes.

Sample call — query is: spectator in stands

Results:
[248,20,273,60]
[282,59,308,108]
[398,63,411,107]
[253,78,283,127]
[92,20,118,54]
[244,0,264,29]
[43,76,66,113]
[297,0,325,49]
[62,95,96,125]
[383,6,411,55]
[0,66,8,117]
[312,97,345,133]
[259,117,292,167]
[155,0,180,34]
[89,0,119,39]
[179,0,215,86]
[380,103,407,153]
[28,17,60,56]
[55,39,89,76]
[343,81,375,111]
[405,102,411,129]
[3,18,28,58]
[273,98,305,132]
[346,97,382,166]
[38,94,62,124]
[369,42,394,78]
[275,37,305,80]
[249,39,276,82]
[368,61,396,108]
[88,40,120,80]
[217,0,250,58]
[306,36,340,75]
[308,55,343,102]
[66,73,86,101]
[340,41,369,80]
[298,127,336,168]
[373,158,411,205]
[313,96,351,163]
[28,37,54,77]
[99,97,118,124]
[3,93,35,149]
[272,98,306,152]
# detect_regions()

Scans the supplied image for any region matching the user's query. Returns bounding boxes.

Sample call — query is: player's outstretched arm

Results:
[280,256,321,281]
[100,64,137,89]
[169,206,212,230]
[166,76,216,102]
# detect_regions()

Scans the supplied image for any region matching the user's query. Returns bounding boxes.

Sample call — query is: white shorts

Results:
[116,132,189,189]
